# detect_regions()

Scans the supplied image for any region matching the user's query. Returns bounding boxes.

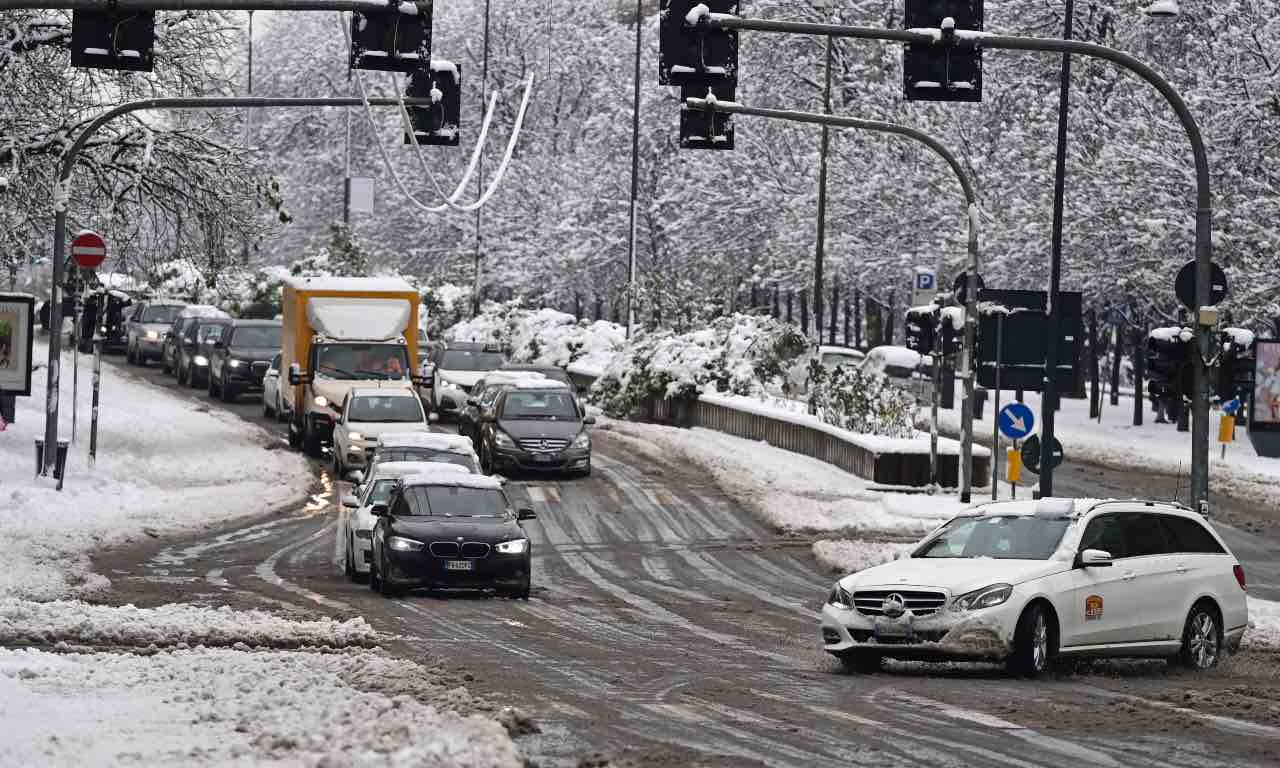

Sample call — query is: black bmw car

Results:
[368,473,537,599]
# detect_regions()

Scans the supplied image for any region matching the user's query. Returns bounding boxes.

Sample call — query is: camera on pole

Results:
[350,0,434,73]
[70,10,156,72]
[403,61,462,147]
[902,1,984,102]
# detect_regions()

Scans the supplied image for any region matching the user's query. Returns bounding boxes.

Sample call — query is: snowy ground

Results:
[0,342,314,602]
[932,390,1280,512]
[0,647,524,767]
[599,417,963,538]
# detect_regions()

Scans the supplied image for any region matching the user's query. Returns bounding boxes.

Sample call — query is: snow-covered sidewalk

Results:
[0,342,314,602]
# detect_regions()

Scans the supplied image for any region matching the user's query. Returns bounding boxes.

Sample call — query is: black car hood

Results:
[389,517,526,543]
[228,346,278,362]
[497,418,582,440]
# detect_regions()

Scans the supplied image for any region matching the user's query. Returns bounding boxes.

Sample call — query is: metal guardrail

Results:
[570,370,990,490]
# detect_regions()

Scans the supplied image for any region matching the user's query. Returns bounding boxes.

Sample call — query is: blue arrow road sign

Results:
[999,402,1036,440]
[1223,398,1242,415]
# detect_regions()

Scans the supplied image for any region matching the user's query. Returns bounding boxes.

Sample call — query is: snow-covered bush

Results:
[446,304,625,374]
[807,362,918,439]
[590,314,807,417]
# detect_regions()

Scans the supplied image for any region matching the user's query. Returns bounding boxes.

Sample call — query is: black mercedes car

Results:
[207,319,283,403]
[368,473,537,599]
[476,380,594,477]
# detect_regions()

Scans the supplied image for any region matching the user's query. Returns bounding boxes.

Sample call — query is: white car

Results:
[861,345,934,404]
[338,461,471,579]
[358,431,482,480]
[332,387,430,477]
[785,344,867,396]
[423,342,509,417]
[820,498,1248,676]
[262,353,285,422]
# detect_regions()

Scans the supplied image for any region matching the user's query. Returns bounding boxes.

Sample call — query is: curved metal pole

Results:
[41,95,430,478]
[709,15,1215,510]
[687,98,981,500]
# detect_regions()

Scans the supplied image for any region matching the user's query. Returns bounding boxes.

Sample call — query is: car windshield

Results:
[315,343,410,381]
[198,324,227,342]
[142,305,182,324]
[348,396,423,423]
[374,448,477,471]
[231,326,281,348]
[501,390,579,420]
[403,485,509,517]
[441,349,507,371]
[915,515,1070,560]
[365,478,398,506]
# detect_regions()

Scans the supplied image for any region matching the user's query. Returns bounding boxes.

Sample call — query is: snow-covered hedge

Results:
[446,304,624,376]
[807,360,918,439]
[590,314,807,418]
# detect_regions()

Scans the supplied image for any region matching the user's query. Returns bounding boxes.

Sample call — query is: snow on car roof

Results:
[284,275,417,293]
[865,345,922,369]
[510,379,571,390]
[177,305,230,319]
[818,345,864,357]
[400,472,504,490]
[482,371,547,384]
[350,386,417,398]
[372,461,471,479]
[376,432,475,452]
[962,497,1124,519]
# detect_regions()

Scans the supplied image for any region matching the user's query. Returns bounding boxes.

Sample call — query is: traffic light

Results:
[902,1,983,102]
[1146,327,1192,400]
[940,308,963,356]
[403,61,462,147]
[71,10,155,72]
[350,1,433,73]
[1217,328,1255,404]
[659,1,739,87]
[905,306,938,355]
[679,82,734,150]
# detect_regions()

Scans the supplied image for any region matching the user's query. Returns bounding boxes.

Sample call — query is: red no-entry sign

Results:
[71,230,106,269]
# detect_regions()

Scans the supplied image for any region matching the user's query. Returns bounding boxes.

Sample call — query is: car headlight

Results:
[388,536,424,552]
[193,355,208,366]
[314,395,328,408]
[953,583,1013,612]
[99,325,107,334]
[827,583,854,610]
[145,330,159,340]
[494,431,517,449]
[348,431,364,443]
[572,430,590,449]
[495,538,529,554]
[228,359,243,368]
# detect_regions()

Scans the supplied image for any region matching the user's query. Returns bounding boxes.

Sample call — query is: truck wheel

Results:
[288,419,303,450]
[303,422,324,458]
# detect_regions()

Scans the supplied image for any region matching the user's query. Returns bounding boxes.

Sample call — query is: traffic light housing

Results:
[351,1,434,73]
[905,306,938,355]
[1146,327,1192,400]
[70,10,155,72]
[902,1,983,102]
[1217,328,1255,404]
[940,309,962,357]
[403,61,462,147]
[679,82,734,150]
[659,0,739,87]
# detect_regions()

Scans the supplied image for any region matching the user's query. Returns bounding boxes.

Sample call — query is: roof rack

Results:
[1082,499,1194,515]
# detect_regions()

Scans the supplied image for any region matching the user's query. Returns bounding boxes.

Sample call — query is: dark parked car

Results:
[178,317,232,388]
[125,300,186,366]
[162,306,228,375]
[207,319,284,403]
[475,380,594,477]
[368,472,537,599]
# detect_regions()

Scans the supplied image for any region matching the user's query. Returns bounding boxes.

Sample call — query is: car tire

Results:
[125,343,135,365]
[836,651,882,674]
[377,555,400,598]
[221,376,237,403]
[177,362,187,385]
[161,356,171,375]
[1007,603,1055,677]
[481,445,494,475]
[332,448,344,478]
[264,397,274,418]
[208,369,219,397]
[344,536,356,579]
[369,556,381,592]
[1178,601,1223,671]
[288,420,303,450]
[578,460,592,478]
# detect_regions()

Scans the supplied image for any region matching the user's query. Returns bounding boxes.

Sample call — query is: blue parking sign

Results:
[916,272,935,290]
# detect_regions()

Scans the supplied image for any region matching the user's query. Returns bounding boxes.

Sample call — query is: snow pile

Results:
[812,539,916,575]
[446,304,625,376]
[0,600,379,650]
[599,417,961,536]
[0,647,524,767]
[1245,597,1280,653]
[0,343,313,601]
[590,313,807,417]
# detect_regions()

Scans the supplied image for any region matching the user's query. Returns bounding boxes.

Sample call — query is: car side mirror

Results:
[466,397,480,407]
[341,494,359,509]
[345,470,364,484]
[288,362,303,386]
[517,507,537,521]
[583,416,596,426]
[1077,548,1113,568]
[370,503,389,517]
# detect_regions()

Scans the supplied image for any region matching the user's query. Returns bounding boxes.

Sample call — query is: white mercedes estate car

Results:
[821,498,1248,676]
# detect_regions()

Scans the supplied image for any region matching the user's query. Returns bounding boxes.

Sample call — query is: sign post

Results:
[69,234,104,449]
[89,334,102,463]
[998,401,1035,501]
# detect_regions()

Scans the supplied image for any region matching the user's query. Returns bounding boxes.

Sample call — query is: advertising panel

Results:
[0,293,36,397]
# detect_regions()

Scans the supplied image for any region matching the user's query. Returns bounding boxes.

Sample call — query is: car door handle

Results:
[1175,564,1188,574]
[1122,570,1136,581]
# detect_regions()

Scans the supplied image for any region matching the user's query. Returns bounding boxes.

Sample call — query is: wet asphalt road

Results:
[96,354,1280,767]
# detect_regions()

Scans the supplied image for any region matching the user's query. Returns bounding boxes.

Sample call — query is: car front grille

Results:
[429,541,490,559]
[853,590,948,618]
[518,438,569,454]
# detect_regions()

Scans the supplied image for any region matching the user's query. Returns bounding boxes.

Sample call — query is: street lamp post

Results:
[625,0,643,339]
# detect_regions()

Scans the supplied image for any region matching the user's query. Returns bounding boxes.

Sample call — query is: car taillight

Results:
[1234,564,1247,591]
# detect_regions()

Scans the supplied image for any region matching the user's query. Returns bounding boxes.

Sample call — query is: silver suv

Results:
[126,301,186,366]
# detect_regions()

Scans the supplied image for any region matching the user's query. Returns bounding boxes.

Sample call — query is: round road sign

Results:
[1020,434,1064,474]
[952,271,985,304]
[71,230,106,269]
[1174,259,1227,311]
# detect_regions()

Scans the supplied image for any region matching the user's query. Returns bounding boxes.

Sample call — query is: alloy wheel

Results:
[1188,611,1220,669]
[1031,612,1048,672]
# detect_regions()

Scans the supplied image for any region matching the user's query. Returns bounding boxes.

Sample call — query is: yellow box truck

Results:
[281,276,421,457]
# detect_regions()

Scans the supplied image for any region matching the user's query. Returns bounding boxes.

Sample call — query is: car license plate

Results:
[875,618,910,638]
[445,560,473,572]
[533,454,555,463]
